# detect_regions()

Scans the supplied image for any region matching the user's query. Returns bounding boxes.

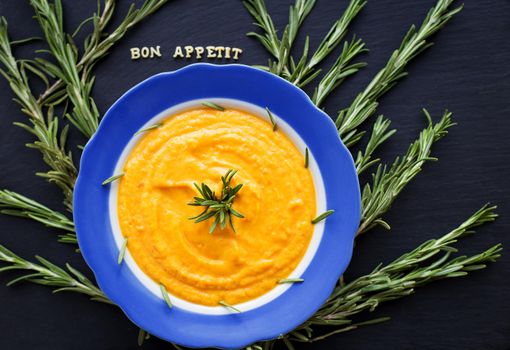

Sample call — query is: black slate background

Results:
[0,1,509,349]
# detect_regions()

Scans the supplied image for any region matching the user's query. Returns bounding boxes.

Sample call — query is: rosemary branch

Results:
[38,0,170,106]
[0,245,111,304]
[358,109,454,234]
[355,115,396,175]
[289,0,367,88]
[244,0,315,77]
[78,0,169,82]
[37,0,114,105]
[0,190,76,244]
[311,36,367,107]
[245,0,367,93]
[244,0,366,95]
[301,206,500,337]
[336,0,463,145]
[0,17,77,210]
[30,0,101,138]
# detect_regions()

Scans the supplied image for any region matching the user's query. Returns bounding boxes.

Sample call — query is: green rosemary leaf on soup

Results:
[311,209,334,224]
[202,101,225,111]
[304,147,309,168]
[159,283,173,309]
[134,122,163,136]
[117,237,128,265]
[188,169,245,233]
[102,172,124,185]
[278,278,304,284]
[265,107,278,131]
[219,300,241,313]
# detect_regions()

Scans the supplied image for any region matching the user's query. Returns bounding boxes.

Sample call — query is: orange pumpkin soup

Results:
[117,107,316,306]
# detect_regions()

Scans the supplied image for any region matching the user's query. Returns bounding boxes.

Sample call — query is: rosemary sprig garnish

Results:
[102,173,125,186]
[202,101,225,111]
[219,300,241,313]
[37,0,171,106]
[288,0,367,88]
[0,190,76,244]
[159,283,173,309]
[134,122,163,136]
[117,238,128,265]
[0,245,112,304]
[0,18,77,210]
[355,115,396,175]
[244,0,367,95]
[336,0,463,145]
[311,210,334,224]
[244,0,315,77]
[278,278,304,284]
[358,110,454,235]
[188,170,245,233]
[311,36,367,106]
[30,0,101,138]
[265,107,277,131]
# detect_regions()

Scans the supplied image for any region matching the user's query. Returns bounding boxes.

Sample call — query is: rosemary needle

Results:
[117,237,128,265]
[304,147,309,168]
[134,123,163,136]
[265,107,278,131]
[311,210,334,224]
[219,300,241,313]
[137,329,150,347]
[202,101,225,111]
[102,173,124,185]
[278,278,304,284]
[159,283,173,309]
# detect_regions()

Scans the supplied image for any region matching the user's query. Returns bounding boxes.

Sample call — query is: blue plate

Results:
[74,63,360,349]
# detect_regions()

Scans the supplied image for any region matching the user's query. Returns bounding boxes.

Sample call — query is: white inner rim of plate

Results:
[109,98,327,315]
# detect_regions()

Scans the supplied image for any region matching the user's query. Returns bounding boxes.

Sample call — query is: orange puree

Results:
[117,107,316,306]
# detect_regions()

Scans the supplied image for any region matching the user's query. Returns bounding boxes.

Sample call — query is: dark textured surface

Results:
[0,1,509,349]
